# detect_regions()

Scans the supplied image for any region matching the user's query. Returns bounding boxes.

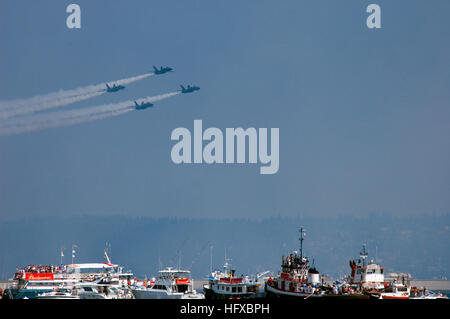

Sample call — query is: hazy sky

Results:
[0,0,449,221]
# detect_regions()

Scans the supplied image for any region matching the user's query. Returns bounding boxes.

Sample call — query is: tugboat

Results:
[265,227,325,298]
[347,245,410,299]
[321,245,386,299]
[348,244,386,290]
[203,260,267,299]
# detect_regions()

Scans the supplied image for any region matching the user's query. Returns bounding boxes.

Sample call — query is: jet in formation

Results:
[180,85,200,94]
[106,83,125,93]
[153,66,173,75]
[134,101,154,110]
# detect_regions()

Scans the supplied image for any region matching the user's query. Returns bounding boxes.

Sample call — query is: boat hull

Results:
[132,288,204,299]
[265,284,324,299]
[36,294,80,299]
[321,293,370,300]
[203,286,265,300]
[3,288,53,299]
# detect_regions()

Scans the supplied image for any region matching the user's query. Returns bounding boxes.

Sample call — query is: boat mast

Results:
[104,243,112,264]
[224,247,232,275]
[210,244,213,273]
[60,246,64,265]
[299,227,306,260]
[360,244,368,268]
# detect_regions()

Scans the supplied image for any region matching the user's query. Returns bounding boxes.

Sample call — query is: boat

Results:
[4,249,134,299]
[36,281,131,299]
[4,277,80,300]
[203,261,267,299]
[72,282,124,299]
[36,287,80,300]
[409,288,449,299]
[344,245,413,299]
[348,244,387,290]
[319,244,387,299]
[131,267,205,299]
[372,282,410,299]
[265,227,325,298]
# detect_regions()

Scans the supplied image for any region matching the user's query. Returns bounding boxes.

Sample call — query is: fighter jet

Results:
[180,84,200,94]
[153,66,173,75]
[106,83,125,93]
[134,101,154,110]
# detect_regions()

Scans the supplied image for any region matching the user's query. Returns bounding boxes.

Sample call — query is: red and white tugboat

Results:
[265,227,325,298]
[348,245,410,299]
[348,244,387,290]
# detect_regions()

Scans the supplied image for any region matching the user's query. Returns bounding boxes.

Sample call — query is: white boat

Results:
[72,283,122,299]
[36,287,80,300]
[63,262,133,289]
[132,267,205,299]
[376,282,410,299]
[6,249,134,299]
[409,289,448,299]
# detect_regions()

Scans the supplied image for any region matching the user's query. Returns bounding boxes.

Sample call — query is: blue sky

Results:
[0,0,449,220]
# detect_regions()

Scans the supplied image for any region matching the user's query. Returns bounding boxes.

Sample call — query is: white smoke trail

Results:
[135,91,180,104]
[0,91,105,120]
[0,72,154,114]
[0,109,134,136]
[0,91,180,136]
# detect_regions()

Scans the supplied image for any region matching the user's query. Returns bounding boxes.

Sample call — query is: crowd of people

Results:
[16,264,65,274]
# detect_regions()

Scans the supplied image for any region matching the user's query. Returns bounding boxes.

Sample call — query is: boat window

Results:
[177,284,189,293]
[82,287,94,292]
[237,287,242,293]
[247,285,257,293]
[226,287,230,292]
[30,282,51,286]
[232,287,237,293]
[153,285,167,290]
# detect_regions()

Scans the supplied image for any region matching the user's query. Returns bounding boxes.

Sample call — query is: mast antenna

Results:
[299,227,306,260]
[360,244,368,267]
[210,244,213,273]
